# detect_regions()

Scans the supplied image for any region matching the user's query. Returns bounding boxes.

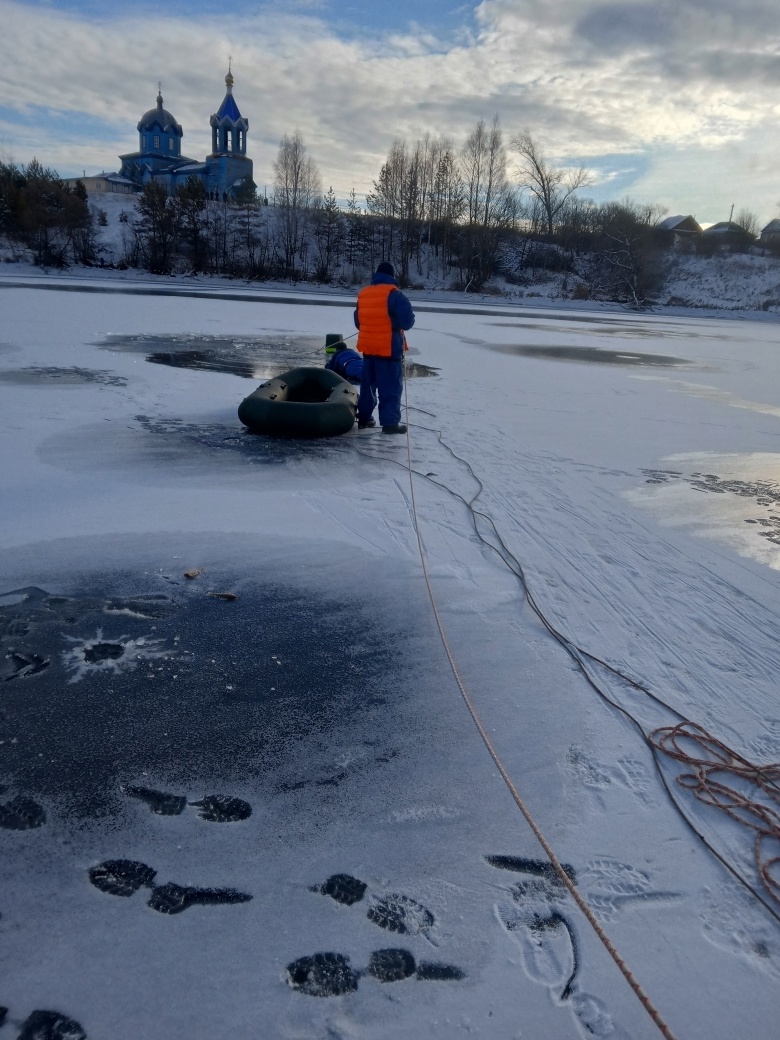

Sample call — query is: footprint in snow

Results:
[2,651,50,681]
[5,1009,87,1040]
[291,873,465,996]
[315,872,435,937]
[286,948,465,998]
[488,856,640,1035]
[124,784,252,822]
[0,795,46,830]
[88,858,251,915]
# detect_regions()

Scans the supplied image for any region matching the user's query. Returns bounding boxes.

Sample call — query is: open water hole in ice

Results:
[99,333,438,380]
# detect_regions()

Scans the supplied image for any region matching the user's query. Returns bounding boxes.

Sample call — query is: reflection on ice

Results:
[0,365,127,386]
[626,452,780,568]
[480,343,691,367]
[634,376,780,420]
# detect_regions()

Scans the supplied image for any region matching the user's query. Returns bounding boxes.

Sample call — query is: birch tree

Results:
[273,131,322,277]
[511,131,591,238]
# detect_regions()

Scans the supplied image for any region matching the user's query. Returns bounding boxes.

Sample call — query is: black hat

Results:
[376,261,395,278]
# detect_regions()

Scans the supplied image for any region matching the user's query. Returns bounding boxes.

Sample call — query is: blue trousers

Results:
[358,355,403,427]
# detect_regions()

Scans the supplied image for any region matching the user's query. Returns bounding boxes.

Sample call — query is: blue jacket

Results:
[325,347,363,384]
[353,271,415,360]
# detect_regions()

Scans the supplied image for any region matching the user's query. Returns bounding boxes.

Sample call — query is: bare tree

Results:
[367,139,408,262]
[273,131,322,277]
[426,140,464,278]
[458,117,517,289]
[511,131,591,238]
[734,207,759,238]
[590,200,663,309]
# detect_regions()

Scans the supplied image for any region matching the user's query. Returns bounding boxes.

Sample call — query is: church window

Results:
[153,135,160,149]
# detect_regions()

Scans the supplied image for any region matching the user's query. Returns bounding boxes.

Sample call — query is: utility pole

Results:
[729,202,734,224]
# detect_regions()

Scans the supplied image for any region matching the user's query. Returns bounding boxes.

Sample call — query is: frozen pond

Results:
[1,275,779,1040]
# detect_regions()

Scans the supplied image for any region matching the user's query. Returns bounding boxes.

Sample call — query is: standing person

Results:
[354,261,415,434]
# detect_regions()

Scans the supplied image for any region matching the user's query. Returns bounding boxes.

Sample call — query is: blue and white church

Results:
[115,68,253,198]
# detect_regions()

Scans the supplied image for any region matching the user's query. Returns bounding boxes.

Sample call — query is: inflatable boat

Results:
[238,367,359,438]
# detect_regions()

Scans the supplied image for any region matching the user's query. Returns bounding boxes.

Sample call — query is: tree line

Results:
[0,159,94,266]
[0,122,770,308]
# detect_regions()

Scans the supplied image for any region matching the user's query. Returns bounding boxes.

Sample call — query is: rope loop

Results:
[650,722,780,905]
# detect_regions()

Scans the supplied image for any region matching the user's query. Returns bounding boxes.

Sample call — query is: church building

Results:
[75,68,253,198]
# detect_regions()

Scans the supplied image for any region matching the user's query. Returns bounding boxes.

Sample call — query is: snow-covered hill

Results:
[3,190,780,317]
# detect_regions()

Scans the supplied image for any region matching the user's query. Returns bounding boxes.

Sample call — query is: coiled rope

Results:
[398,371,680,1040]
[650,722,780,904]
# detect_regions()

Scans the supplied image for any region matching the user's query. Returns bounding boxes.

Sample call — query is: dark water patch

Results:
[482,343,690,367]
[104,332,324,377]
[286,952,359,997]
[82,641,124,663]
[487,318,731,340]
[1,587,179,637]
[146,348,437,379]
[103,595,178,620]
[133,414,342,464]
[101,333,436,379]
[0,365,127,386]
[0,559,415,818]
[404,361,438,377]
[147,350,261,379]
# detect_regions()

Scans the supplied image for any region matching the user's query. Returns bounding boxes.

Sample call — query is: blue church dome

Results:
[117,70,253,199]
[137,91,182,136]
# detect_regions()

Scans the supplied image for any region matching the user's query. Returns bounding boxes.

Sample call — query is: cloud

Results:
[0,0,779,219]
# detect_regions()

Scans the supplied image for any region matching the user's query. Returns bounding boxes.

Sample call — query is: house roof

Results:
[760,219,780,234]
[702,221,749,235]
[657,215,702,233]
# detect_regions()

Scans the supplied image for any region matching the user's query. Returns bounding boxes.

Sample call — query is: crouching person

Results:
[325,341,363,384]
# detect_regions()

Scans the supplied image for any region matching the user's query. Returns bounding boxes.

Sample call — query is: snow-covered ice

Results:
[0,273,779,1039]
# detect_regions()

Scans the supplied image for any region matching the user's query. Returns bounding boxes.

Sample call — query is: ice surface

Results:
[1,274,779,1038]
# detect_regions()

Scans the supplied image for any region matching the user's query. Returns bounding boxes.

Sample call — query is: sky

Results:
[2,0,780,225]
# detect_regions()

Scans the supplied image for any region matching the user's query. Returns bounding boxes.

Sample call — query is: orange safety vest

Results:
[356,283,407,357]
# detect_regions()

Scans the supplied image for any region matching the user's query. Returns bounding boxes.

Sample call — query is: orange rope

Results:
[650,722,780,904]
[400,374,679,1040]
